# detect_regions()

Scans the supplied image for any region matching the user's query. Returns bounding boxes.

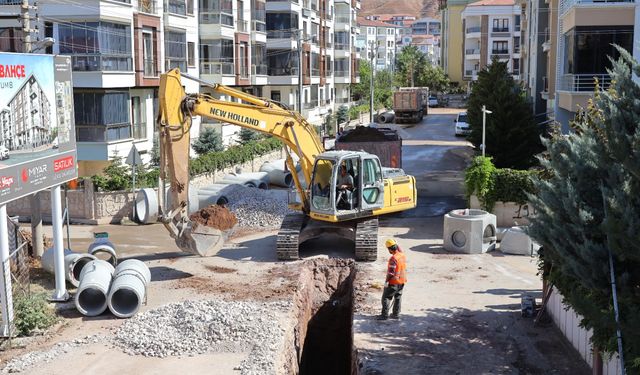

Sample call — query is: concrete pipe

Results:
[135,188,159,224]
[75,260,115,316]
[259,162,293,187]
[41,248,97,288]
[220,174,259,188]
[107,259,151,318]
[88,238,118,267]
[378,112,395,124]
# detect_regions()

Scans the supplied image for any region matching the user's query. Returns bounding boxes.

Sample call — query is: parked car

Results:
[428,96,439,107]
[454,112,470,136]
[0,146,9,160]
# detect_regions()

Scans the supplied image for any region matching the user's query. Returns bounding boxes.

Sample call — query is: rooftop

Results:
[468,0,515,6]
[358,17,402,28]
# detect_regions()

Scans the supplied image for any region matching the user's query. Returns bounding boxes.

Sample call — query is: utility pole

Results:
[409,60,414,87]
[21,0,44,256]
[296,30,304,114]
[368,41,377,123]
[481,105,492,157]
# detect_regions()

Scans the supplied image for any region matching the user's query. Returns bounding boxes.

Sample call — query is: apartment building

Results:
[262,0,361,127]
[553,0,639,131]
[461,0,522,84]
[411,35,441,65]
[411,17,441,36]
[0,0,201,176]
[518,0,549,120]
[356,17,399,71]
[439,0,480,84]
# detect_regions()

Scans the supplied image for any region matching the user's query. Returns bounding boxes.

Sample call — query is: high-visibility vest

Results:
[387,250,407,285]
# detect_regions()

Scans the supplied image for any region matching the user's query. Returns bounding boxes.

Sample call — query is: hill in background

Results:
[360,0,440,19]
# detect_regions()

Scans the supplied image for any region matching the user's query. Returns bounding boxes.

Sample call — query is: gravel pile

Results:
[1,335,105,373]
[222,185,295,229]
[114,300,289,374]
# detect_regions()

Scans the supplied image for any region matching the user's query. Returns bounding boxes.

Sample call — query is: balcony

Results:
[237,19,249,33]
[465,48,480,59]
[492,27,509,33]
[252,64,268,75]
[559,73,611,92]
[201,61,235,75]
[143,58,157,77]
[491,49,510,59]
[200,12,234,27]
[466,26,481,37]
[560,0,634,16]
[252,20,267,33]
[137,0,157,14]
[464,69,478,78]
[238,65,249,78]
[268,30,294,39]
[76,124,131,143]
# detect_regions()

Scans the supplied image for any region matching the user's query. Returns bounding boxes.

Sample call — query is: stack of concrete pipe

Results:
[41,248,97,288]
[259,160,294,188]
[221,172,269,190]
[74,258,151,318]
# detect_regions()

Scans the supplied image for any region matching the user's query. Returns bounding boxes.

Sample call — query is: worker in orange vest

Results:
[378,238,407,320]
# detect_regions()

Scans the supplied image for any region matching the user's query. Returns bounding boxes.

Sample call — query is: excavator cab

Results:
[309,151,385,221]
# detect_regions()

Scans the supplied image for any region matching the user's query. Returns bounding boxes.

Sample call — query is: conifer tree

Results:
[528,48,640,371]
[466,59,542,169]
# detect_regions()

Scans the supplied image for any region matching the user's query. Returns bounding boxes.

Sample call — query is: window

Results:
[368,27,375,35]
[334,58,349,77]
[200,38,234,74]
[200,0,233,26]
[515,15,521,32]
[131,96,147,140]
[334,31,349,50]
[564,26,633,76]
[271,91,281,102]
[187,0,194,14]
[251,0,266,31]
[187,41,195,67]
[252,42,267,75]
[239,42,248,78]
[59,21,132,71]
[74,91,131,142]
[310,84,318,107]
[325,55,332,75]
[267,49,298,76]
[492,18,509,32]
[266,12,298,38]
[311,52,320,76]
[0,28,24,52]
[165,30,187,71]
[492,41,508,54]
[166,0,186,15]
[142,30,156,76]
[513,36,520,53]
[512,58,520,74]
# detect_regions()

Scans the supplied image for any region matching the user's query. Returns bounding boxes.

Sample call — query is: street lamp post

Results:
[481,105,492,157]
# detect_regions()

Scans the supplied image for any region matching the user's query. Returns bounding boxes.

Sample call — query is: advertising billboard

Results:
[0,53,77,205]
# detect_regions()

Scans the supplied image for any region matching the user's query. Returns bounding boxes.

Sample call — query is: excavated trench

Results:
[283,259,356,375]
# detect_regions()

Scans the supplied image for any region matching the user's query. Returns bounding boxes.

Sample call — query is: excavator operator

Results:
[336,164,354,209]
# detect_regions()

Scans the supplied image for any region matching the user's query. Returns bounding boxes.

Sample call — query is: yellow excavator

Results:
[157,69,416,261]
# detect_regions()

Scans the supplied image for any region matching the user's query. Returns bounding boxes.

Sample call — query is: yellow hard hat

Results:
[385,239,397,249]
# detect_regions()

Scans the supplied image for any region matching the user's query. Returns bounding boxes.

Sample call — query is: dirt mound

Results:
[338,126,399,142]
[189,205,238,230]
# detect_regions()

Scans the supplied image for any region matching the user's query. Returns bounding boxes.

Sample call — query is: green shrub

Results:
[14,293,57,336]
[464,156,537,211]
[189,137,282,176]
[192,127,224,155]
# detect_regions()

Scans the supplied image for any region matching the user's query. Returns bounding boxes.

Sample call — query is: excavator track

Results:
[355,218,379,261]
[277,213,305,260]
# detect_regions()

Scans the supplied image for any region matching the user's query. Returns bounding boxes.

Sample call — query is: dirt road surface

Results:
[1,108,589,374]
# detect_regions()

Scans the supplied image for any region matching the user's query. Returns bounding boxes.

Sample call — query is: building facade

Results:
[553,0,639,131]
[461,0,522,85]
[356,17,399,71]
[440,0,480,84]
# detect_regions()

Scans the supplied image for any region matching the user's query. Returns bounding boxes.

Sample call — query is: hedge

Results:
[465,156,537,212]
[189,137,282,176]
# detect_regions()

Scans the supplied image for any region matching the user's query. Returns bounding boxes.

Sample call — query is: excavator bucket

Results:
[174,221,230,257]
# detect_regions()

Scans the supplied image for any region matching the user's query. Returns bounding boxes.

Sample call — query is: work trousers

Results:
[381,283,404,317]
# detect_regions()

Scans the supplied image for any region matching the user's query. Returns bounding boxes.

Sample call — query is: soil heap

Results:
[189,205,238,230]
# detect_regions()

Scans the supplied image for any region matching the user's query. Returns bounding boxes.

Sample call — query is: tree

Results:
[466,59,542,169]
[150,133,160,167]
[395,46,426,87]
[237,127,262,145]
[352,60,394,109]
[352,60,372,101]
[528,49,640,371]
[192,127,223,155]
[419,65,450,93]
[336,105,349,125]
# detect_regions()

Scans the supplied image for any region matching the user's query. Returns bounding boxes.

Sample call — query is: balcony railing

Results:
[492,27,509,33]
[268,30,294,38]
[237,19,249,32]
[239,65,249,78]
[252,20,266,32]
[137,0,157,14]
[71,55,132,72]
[465,69,478,77]
[466,26,481,33]
[76,124,131,143]
[201,61,234,75]
[334,70,348,77]
[334,43,349,51]
[560,0,634,15]
[268,66,299,76]
[252,64,267,75]
[336,16,351,24]
[491,49,509,55]
[311,67,320,76]
[200,12,234,26]
[465,48,479,55]
[559,73,611,92]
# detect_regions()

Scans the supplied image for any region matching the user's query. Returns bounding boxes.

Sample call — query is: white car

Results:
[0,146,9,160]
[454,112,470,136]
[428,96,439,107]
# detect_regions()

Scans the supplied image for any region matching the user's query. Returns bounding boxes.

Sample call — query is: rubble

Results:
[113,300,291,375]
[222,185,295,229]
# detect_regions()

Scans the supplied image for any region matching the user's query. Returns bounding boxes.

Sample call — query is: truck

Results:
[157,69,417,261]
[393,87,429,124]
[335,126,402,169]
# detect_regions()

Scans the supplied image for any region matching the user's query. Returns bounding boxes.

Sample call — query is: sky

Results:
[0,52,55,116]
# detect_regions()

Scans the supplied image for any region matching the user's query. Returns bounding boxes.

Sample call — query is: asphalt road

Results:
[385,108,474,219]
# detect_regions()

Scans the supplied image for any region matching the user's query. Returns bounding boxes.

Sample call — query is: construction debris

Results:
[189,205,238,230]
[223,185,294,229]
[114,300,290,374]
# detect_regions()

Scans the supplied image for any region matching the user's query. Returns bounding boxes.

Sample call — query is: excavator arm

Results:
[157,69,325,256]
